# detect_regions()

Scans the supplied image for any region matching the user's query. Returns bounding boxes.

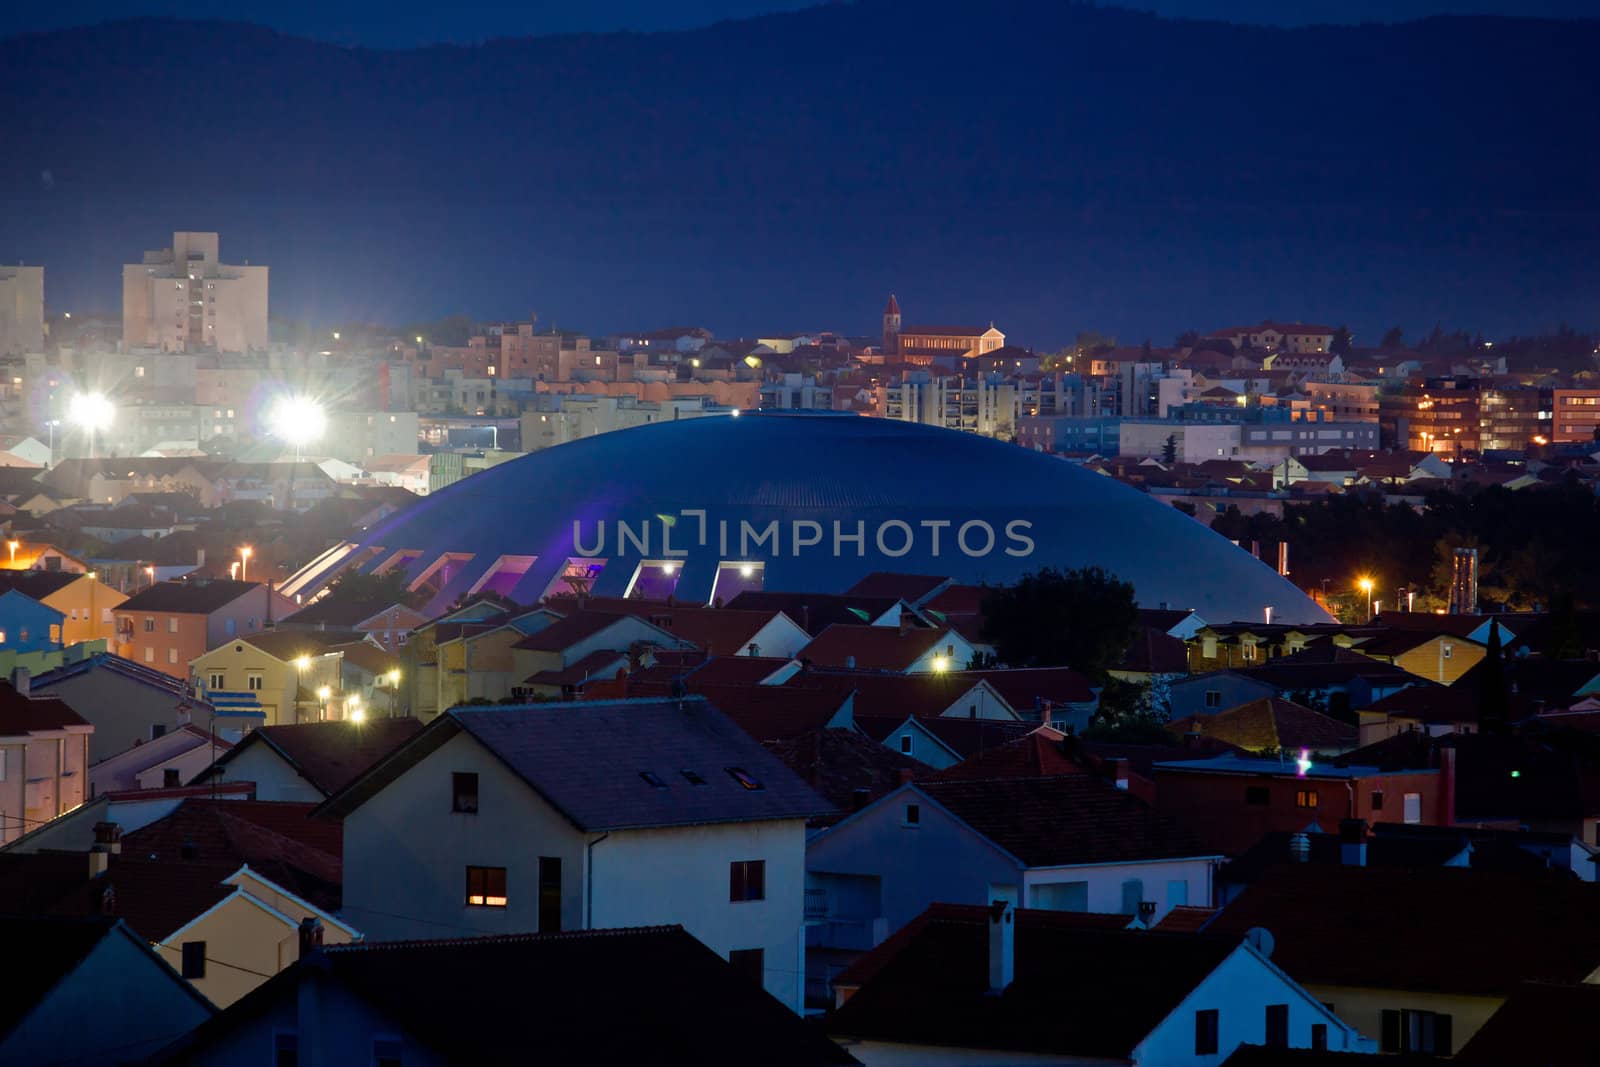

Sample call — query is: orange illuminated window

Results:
[466,865,507,907]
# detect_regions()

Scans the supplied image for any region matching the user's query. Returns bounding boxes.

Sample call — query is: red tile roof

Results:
[919,775,1209,867]
[763,728,929,825]
[785,667,999,719]
[1153,905,1218,933]
[963,667,1095,707]
[844,572,951,604]
[1168,696,1356,753]
[799,624,954,671]
[1208,863,1600,996]
[0,682,89,734]
[524,649,628,688]
[926,732,1088,782]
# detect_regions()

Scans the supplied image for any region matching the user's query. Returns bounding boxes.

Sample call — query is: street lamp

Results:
[6,540,17,566]
[239,546,252,582]
[67,392,114,459]
[144,565,155,588]
[1357,576,1375,622]
[266,394,327,462]
[229,561,239,580]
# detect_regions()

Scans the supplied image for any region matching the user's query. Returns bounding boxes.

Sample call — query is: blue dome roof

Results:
[290,413,1328,625]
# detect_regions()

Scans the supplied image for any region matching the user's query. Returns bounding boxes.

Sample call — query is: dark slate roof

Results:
[843,572,951,604]
[1208,863,1600,995]
[150,925,855,1067]
[1168,696,1357,753]
[854,715,1036,759]
[926,732,1089,782]
[1455,981,1600,1066]
[196,717,424,797]
[0,571,81,600]
[917,775,1211,866]
[0,916,123,1041]
[726,590,908,634]
[0,681,89,733]
[116,578,260,614]
[318,697,833,831]
[284,588,412,627]
[828,904,1239,1059]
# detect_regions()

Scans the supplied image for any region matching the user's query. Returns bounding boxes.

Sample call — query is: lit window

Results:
[725,767,763,791]
[465,865,507,907]
[1296,790,1319,809]
[729,860,766,902]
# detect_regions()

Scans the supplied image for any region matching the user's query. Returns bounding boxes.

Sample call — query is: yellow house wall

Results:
[1392,637,1485,685]
[1309,983,1502,1053]
[44,578,127,646]
[190,643,297,727]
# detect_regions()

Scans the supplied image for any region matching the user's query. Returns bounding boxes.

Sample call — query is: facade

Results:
[112,580,296,680]
[0,265,44,356]
[122,231,268,353]
[0,681,92,845]
[86,722,227,795]
[0,571,126,647]
[35,652,219,764]
[323,699,829,1011]
[1552,388,1600,445]
[1151,754,1450,855]
[189,631,347,728]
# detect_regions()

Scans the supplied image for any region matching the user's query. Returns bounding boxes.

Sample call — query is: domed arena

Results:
[285,413,1329,625]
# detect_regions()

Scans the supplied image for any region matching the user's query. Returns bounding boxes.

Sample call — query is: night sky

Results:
[4,0,1597,49]
[2,2,1597,346]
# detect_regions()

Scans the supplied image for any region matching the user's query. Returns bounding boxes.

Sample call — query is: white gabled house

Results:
[317,696,832,1011]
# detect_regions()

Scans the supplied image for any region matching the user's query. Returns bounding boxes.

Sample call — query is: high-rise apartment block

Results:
[123,232,268,353]
[0,265,44,355]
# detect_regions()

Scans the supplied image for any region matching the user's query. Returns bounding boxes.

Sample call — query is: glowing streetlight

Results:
[388,669,401,685]
[5,540,17,566]
[1357,576,1375,622]
[349,706,367,723]
[266,394,327,461]
[67,392,114,458]
[295,655,312,671]
[229,561,239,580]
[332,331,341,341]
[739,564,755,578]
[144,565,155,588]
[931,655,950,673]
[239,546,253,582]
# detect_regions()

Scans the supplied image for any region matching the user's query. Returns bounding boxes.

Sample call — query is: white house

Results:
[828,902,1371,1065]
[318,697,831,1012]
[805,775,1222,1004]
[87,722,230,796]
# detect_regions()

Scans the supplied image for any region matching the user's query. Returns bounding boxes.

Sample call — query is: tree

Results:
[1084,677,1172,743]
[1380,326,1404,349]
[979,567,1139,681]
[1330,325,1353,357]
[1175,330,1200,348]
[1161,434,1178,464]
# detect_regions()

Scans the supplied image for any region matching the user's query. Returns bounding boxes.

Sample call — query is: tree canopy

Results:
[979,566,1139,681]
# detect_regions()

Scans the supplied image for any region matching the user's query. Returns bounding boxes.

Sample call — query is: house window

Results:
[1265,1004,1289,1047]
[49,624,60,644]
[1167,879,1189,907]
[144,617,156,632]
[1382,1009,1452,1055]
[452,772,479,813]
[899,733,913,755]
[151,723,167,739]
[373,1038,403,1067]
[164,768,182,787]
[729,860,766,902]
[903,803,921,826]
[168,617,179,633]
[1194,1009,1220,1055]
[1245,786,1269,806]
[728,948,764,986]
[725,766,763,790]
[208,672,225,690]
[465,866,507,907]
[246,672,264,691]
[1442,643,1453,659]
[181,940,206,979]
[538,857,562,932]
[144,647,155,663]
[1296,790,1319,809]
[168,648,179,665]
[1312,1024,1328,1051]
[1205,690,1222,708]
[274,1033,298,1067]
[1403,792,1422,824]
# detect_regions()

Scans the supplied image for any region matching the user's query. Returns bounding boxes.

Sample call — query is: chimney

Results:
[93,821,122,854]
[1338,818,1368,866]
[10,666,28,696]
[897,768,916,785]
[1288,831,1311,863]
[1109,757,1130,790]
[851,787,871,811]
[88,844,110,878]
[1441,745,1456,826]
[987,900,1015,993]
[1137,901,1157,926]
[298,916,324,957]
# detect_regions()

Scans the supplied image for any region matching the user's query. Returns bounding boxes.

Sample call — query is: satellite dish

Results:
[1245,927,1275,958]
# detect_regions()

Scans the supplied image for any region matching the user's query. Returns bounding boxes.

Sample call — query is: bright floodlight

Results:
[268,395,327,447]
[68,392,114,430]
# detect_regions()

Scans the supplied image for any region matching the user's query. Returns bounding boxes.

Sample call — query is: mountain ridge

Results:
[2,3,1597,343]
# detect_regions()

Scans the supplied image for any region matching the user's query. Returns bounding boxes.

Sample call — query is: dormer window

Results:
[726,767,763,791]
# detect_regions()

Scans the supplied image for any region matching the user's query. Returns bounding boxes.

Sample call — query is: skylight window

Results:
[681,770,707,786]
[639,771,668,789]
[726,767,764,791]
